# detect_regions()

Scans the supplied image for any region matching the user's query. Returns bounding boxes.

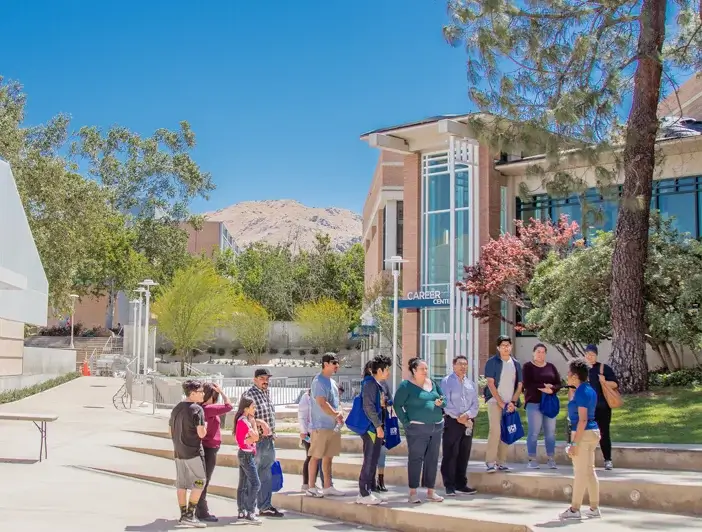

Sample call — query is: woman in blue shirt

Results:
[560,358,602,521]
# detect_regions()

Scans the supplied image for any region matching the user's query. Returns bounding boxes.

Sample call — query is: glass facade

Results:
[420,151,473,378]
[515,175,702,335]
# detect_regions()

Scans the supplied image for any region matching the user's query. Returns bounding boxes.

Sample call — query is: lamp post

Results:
[130,299,140,368]
[384,255,407,393]
[133,288,146,374]
[139,279,159,373]
[69,294,79,349]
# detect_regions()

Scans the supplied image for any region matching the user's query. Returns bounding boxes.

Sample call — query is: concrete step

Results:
[136,429,702,472]
[96,444,702,532]
[118,440,702,516]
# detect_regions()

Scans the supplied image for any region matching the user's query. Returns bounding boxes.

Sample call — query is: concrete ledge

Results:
[117,444,702,516]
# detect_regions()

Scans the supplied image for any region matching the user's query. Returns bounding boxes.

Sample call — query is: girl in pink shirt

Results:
[235,397,261,523]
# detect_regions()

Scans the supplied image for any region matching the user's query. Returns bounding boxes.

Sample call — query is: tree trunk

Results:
[648,339,672,371]
[667,342,682,371]
[657,341,675,371]
[180,349,185,377]
[609,0,667,393]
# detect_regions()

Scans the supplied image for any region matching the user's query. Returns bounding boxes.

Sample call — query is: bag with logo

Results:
[271,460,284,492]
[345,393,372,435]
[539,393,560,419]
[500,406,525,445]
[384,408,402,450]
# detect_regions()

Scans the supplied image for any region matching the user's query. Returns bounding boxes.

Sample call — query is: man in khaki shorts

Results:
[306,354,345,498]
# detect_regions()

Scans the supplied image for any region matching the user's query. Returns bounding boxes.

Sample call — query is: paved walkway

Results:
[0,377,379,531]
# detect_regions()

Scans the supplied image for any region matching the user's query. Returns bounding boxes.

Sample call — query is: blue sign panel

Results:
[393,290,450,310]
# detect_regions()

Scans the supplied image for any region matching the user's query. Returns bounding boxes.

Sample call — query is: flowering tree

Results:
[456,214,580,327]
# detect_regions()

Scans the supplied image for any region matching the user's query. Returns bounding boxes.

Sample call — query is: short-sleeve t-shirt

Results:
[567,383,599,430]
[310,374,340,430]
[169,401,205,459]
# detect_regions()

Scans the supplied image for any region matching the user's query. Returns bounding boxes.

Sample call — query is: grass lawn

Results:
[276,386,702,445]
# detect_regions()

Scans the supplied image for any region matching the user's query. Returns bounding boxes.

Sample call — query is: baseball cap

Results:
[322,353,339,365]
[254,368,272,378]
[585,344,598,355]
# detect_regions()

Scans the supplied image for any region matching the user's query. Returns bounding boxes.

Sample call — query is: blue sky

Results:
[0,0,474,215]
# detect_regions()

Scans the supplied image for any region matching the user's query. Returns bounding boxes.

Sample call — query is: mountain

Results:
[203,199,362,252]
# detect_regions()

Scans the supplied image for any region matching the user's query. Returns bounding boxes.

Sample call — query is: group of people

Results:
[168,336,619,526]
[168,367,284,528]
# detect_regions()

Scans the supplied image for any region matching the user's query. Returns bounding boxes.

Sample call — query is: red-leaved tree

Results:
[457,214,581,328]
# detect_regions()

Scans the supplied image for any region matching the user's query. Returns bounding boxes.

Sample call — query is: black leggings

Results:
[196,446,219,517]
[594,406,612,461]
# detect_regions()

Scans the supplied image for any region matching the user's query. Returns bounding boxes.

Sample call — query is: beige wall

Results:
[182,221,223,257]
[0,318,24,376]
[48,294,120,330]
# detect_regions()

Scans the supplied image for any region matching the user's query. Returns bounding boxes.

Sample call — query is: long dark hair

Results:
[234,396,254,424]
[202,382,220,405]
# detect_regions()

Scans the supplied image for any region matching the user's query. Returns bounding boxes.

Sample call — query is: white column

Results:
[135,298,142,373]
[471,142,481,384]
[384,200,398,263]
[448,137,457,366]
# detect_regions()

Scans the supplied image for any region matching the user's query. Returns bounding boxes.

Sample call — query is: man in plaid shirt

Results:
[242,368,284,518]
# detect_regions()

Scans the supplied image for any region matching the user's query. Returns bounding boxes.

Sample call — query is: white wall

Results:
[156,362,361,378]
[0,161,48,326]
[515,337,699,377]
[0,346,76,392]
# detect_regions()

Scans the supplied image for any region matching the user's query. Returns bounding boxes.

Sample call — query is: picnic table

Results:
[0,413,58,462]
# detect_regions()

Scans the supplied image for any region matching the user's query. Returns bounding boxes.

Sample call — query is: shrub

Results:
[230,348,239,356]
[217,347,226,356]
[157,347,167,355]
[310,348,319,355]
[283,348,292,355]
[269,347,279,355]
[299,349,306,356]
[206,346,217,354]
[648,367,702,388]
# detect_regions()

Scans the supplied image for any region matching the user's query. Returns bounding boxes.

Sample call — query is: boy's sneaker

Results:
[527,460,540,469]
[497,464,512,472]
[323,486,345,497]
[445,488,456,497]
[237,511,246,520]
[301,483,309,491]
[356,494,382,505]
[486,463,497,473]
[306,487,323,498]
[259,507,284,518]
[243,513,263,525]
[604,460,614,470]
[179,512,207,528]
[583,507,602,518]
[559,507,582,520]
[547,458,558,469]
[456,486,477,495]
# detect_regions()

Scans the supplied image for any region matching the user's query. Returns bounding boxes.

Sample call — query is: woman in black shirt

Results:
[584,344,619,470]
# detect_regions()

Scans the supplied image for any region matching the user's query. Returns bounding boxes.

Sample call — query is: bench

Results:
[0,413,59,462]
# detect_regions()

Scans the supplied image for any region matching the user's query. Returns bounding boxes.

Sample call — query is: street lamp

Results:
[130,299,140,369]
[139,279,159,373]
[384,255,407,393]
[133,288,146,374]
[69,294,79,349]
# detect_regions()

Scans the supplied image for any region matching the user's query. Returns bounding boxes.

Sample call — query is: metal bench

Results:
[0,413,58,462]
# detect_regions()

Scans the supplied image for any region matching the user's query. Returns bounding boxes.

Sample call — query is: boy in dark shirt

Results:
[169,379,207,528]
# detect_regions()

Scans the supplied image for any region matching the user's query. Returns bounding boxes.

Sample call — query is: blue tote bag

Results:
[500,406,525,445]
[345,394,372,435]
[539,393,560,419]
[271,460,284,492]
[384,408,402,450]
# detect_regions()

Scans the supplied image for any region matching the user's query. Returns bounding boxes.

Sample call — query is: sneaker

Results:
[306,487,324,498]
[258,507,284,518]
[356,494,382,505]
[198,514,218,522]
[408,493,422,504]
[456,486,477,495]
[583,507,602,518]
[559,507,582,520]
[604,460,613,470]
[497,464,512,472]
[301,483,309,491]
[527,460,540,469]
[179,513,207,528]
[547,458,558,469]
[486,463,497,473]
[243,513,263,525]
[237,511,246,520]
[323,486,345,497]
[445,489,456,497]
[426,493,444,503]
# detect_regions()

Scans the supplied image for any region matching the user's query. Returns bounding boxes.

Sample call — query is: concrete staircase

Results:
[93,428,702,531]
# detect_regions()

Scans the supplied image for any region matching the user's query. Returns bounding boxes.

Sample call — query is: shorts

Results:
[175,456,207,490]
[308,429,341,459]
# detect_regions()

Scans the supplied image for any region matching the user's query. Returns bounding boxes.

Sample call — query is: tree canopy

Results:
[295,298,351,353]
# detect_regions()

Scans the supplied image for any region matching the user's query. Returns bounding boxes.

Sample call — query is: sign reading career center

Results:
[397,290,450,310]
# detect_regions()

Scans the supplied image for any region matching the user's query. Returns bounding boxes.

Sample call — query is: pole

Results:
[70,300,75,349]
[143,288,152,373]
[392,267,399,393]
[136,297,142,374]
[131,303,138,365]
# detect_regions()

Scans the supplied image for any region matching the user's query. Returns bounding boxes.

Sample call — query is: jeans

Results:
[302,439,325,486]
[405,421,443,490]
[378,445,387,469]
[237,451,261,514]
[254,437,275,510]
[594,406,612,461]
[571,429,601,510]
[526,402,557,458]
[440,416,473,491]
[359,432,383,496]
[196,446,219,517]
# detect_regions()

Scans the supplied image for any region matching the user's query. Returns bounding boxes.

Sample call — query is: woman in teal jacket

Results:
[393,357,446,504]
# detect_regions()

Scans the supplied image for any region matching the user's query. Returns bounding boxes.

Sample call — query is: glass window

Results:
[396,201,404,257]
[427,173,450,212]
[424,308,450,334]
[500,187,508,234]
[455,169,470,209]
[455,209,471,280]
[552,197,582,230]
[426,212,450,284]
[428,338,448,380]
[659,191,697,237]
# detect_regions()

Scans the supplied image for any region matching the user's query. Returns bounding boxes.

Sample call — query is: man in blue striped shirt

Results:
[440,355,479,496]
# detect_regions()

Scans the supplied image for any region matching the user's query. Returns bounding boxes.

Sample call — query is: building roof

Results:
[359,114,472,139]
[658,74,702,119]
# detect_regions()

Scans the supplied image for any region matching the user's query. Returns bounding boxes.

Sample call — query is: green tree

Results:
[231,297,271,365]
[364,274,403,368]
[444,0,700,391]
[152,262,236,376]
[295,298,351,353]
